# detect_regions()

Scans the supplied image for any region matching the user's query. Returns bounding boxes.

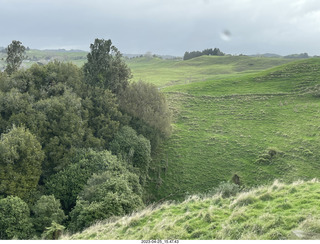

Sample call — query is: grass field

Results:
[126,55,294,88]
[144,58,320,202]
[63,179,320,240]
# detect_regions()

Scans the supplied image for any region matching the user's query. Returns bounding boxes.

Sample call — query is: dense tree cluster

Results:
[183,48,225,60]
[284,53,309,59]
[0,39,172,239]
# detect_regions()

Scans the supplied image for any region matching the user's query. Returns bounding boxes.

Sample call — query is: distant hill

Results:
[123,53,181,59]
[249,53,311,59]
[41,49,86,53]
[249,53,282,58]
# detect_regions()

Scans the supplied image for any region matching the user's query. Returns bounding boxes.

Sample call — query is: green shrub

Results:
[45,149,114,212]
[0,126,44,202]
[42,221,65,240]
[68,198,125,233]
[110,126,151,185]
[119,81,172,150]
[0,196,33,239]
[32,195,66,234]
[68,161,144,233]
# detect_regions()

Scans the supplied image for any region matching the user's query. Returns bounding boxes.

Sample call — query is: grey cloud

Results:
[1,0,320,55]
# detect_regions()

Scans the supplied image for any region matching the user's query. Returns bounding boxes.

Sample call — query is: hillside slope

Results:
[63,180,320,240]
[126,55,294,87]
[146,58,320,202]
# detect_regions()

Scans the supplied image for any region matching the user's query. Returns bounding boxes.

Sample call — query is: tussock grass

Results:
[230,191,258,208]
[63,180,320,240]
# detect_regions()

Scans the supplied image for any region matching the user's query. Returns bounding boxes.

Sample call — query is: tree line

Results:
[0,39,172,239]
[183,48,225,60]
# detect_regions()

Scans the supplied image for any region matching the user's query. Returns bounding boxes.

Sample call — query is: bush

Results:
[42,221,65,240]
[0,126,44,202]
[32,195,66,235]
[45,149,115,212]
[119,81,172,150]
[110,126,151,185]
[215,182,241,198]
[68,199,109,233]
[69,165,144,232]
[80,171,143,205]
[0,196,33,239]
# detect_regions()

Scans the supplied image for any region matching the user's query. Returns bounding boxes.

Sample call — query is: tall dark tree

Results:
[5,40,27,75]
[83,38,131,94]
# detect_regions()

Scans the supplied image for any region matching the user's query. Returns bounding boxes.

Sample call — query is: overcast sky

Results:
[1,0,320,56]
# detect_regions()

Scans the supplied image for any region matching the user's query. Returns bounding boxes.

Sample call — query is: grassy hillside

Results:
[63,179,320,240]
[126,55,294,87]
[145,58,320,202]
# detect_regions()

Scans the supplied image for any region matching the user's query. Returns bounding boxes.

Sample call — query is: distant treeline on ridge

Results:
[183,48,225,60]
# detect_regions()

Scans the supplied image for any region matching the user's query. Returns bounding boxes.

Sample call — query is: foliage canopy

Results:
[0,38,172,239]
[0,126,44,202]
[0,196,33,239]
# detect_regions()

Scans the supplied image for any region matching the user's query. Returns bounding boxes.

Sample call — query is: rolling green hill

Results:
[126,55,294,87]
[145,58,320,202]
[60,55,320,240]
[63,179,320,240]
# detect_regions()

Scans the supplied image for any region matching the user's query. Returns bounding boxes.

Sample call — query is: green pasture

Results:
[126,55,294,88]
[145,58,320,202]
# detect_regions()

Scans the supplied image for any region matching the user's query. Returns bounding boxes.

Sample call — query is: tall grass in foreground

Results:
[63,179,320,240]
